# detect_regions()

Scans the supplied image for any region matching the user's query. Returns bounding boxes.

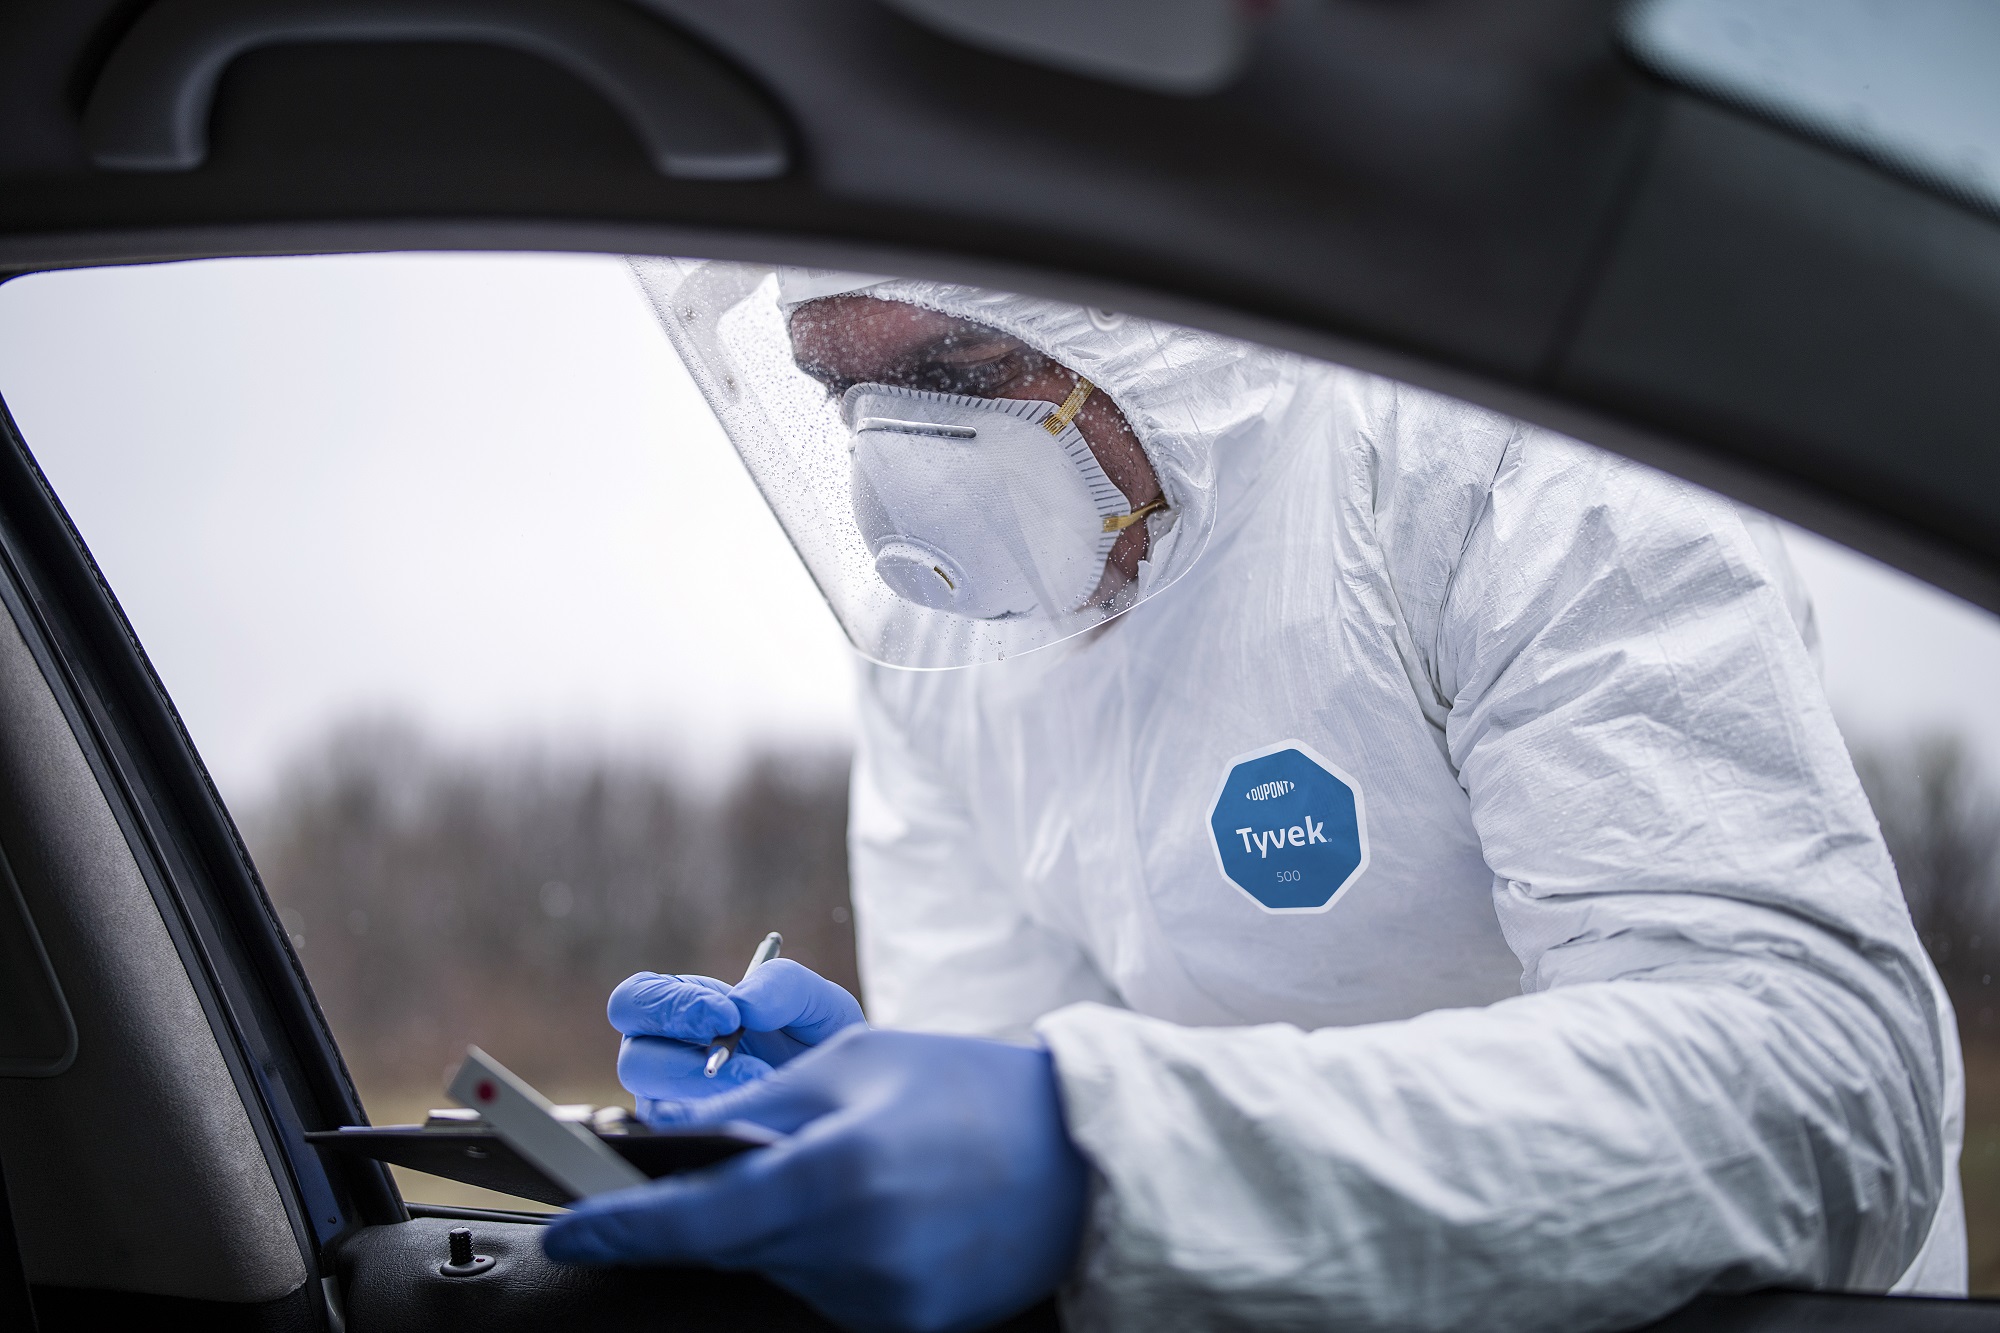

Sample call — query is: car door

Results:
[1,2,1998,1331]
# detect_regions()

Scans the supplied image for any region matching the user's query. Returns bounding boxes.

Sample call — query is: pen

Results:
[704,931,783,1077]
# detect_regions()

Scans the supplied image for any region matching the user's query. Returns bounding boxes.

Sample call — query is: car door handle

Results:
[82,0,789,179]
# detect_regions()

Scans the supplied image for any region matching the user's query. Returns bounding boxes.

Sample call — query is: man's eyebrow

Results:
[902,328,1020,363]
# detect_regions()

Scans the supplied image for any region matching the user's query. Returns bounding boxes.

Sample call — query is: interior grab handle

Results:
[83,0,789,179]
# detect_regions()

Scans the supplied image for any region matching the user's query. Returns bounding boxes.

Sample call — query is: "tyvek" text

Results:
[1233,817,1328,857]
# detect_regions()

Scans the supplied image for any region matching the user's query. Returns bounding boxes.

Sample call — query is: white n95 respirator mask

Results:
[844,382,1148,621]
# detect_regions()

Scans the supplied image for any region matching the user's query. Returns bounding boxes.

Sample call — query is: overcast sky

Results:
[0,252,1995,809]
[0,253,857,804]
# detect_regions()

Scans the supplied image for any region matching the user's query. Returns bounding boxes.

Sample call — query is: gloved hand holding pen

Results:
[583,942,1089,1332]
[608,957,866,1119]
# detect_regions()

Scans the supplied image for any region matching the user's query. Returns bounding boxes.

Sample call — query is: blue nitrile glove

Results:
[544,1027,1090,1333]
[608,960,866,1115]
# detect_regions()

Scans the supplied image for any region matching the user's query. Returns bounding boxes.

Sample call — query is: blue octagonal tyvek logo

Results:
[1208,741,1368,913]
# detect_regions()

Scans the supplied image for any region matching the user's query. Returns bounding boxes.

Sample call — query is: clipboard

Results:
[307,1046,776,1207]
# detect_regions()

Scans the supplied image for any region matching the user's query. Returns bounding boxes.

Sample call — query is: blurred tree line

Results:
[1855,734,2000,1046]
[244,718,858,1101]
[1855,735,2000,1291]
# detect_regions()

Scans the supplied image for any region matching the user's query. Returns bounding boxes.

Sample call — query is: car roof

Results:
[0,0,1995,612]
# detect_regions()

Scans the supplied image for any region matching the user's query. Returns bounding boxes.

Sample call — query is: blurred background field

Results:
[242,719,856,1212]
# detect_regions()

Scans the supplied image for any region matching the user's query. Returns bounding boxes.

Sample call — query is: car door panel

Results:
[334,1216,954,1333]
[0,480,305,1303]
[1,1,1997,615]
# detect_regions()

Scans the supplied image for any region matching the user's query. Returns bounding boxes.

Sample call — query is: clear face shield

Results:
[629,259,1224,669]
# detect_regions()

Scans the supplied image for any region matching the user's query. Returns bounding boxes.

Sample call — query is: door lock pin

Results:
[440,1227,496,1277]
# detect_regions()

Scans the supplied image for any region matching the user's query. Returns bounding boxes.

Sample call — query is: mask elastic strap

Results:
[1102,495,1169,533]
[1038,377,1169,535]
[1041,378,1095,436]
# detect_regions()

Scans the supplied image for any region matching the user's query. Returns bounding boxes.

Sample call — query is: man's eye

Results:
[902,345,1039,397]
[910,360,1012,395]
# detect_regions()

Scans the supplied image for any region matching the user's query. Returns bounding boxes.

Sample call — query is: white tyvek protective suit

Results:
[838,291,1966,1330]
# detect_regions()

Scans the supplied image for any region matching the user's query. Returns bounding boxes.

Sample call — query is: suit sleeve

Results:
[850,671,1121,1040]
[1035,429,1949,1333]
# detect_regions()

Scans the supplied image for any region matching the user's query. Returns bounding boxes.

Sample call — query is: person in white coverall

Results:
[542,265,1966,1333]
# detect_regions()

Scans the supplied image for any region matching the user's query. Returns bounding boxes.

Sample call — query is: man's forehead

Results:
[788,295,1006,371]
